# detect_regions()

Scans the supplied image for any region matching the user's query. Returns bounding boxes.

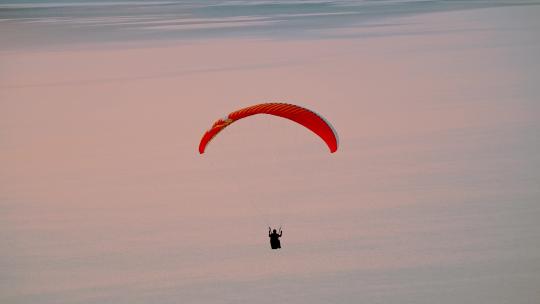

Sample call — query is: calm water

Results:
[0,0,537,49]
[1,1,540,303]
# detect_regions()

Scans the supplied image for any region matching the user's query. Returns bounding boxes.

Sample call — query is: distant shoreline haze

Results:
[1,0,538,50]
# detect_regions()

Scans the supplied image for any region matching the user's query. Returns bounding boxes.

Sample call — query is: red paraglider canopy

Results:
[199,103,338,154]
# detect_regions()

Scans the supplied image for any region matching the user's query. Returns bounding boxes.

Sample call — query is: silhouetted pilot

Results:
[269,227,283,249]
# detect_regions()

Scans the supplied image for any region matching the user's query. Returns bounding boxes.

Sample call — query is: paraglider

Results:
[198,102,338,250]
[269,227,282,249]
[198,103,338,154]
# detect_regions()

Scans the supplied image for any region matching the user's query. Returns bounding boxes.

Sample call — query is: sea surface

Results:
[1,0,538,49]
[1,1,540,303]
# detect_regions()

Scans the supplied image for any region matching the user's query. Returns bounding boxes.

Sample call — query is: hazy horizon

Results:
[1,0,538,50]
